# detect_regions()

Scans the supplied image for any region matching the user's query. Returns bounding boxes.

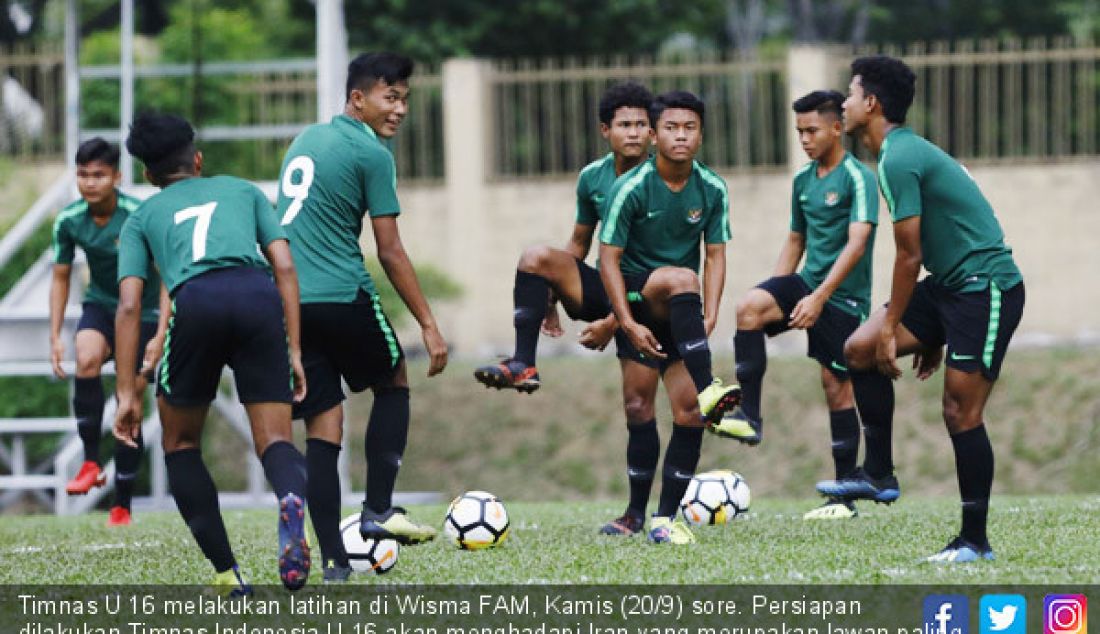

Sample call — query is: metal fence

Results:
[855,37,1098,162]
[490,51,789,179]
[0,43,65,160]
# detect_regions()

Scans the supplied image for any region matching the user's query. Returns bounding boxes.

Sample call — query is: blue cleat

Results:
[924,535,995,563]
[278,493,311,591]
[815,468,900,504]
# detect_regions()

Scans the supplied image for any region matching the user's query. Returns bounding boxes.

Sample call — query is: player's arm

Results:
[598,243,662,359]
[788,223,873,329]
[878,216,922,378]
[773,231,805,277]
[263,238,307,402]
[702,243,726,336]
[48,263,72,378]
[114,276,144,447]
[371,216,448,377]
[139,281,171,382]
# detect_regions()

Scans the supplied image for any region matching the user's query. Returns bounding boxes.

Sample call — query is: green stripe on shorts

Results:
[159,299,176,394]
[370,293,400,367]
[983,282,1002,369]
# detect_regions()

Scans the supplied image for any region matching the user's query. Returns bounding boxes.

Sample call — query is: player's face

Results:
[601,107,651,159]
[842,75,871,133]
[353,79,410,139]
[795,111,841,160]
[75,160,120,206]
[654,108,702,163]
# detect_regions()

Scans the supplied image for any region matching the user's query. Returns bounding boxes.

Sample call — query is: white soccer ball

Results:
[339,513,400,574]
[679,470,750,526]
[443,490,510,549]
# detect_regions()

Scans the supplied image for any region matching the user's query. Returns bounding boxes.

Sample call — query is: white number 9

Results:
[280,155,315,225]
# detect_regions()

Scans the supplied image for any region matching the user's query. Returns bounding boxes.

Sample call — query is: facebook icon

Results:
[924,595,970,634]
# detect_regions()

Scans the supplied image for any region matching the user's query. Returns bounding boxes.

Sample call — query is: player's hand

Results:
[113,394,143,448]
[624,321,666,360]
[578,317,615,351]
[140,334,164,382]
[789,293,825,330]
[912,345,943,381]
[541,306,564,337]
[875,326,902,380]
[50,338,66,379]
[422,325,448,377]
[290,349,307,403]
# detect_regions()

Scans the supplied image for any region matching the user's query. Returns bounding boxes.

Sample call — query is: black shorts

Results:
[622,269,679,372]
[293,290,405,420]
[561,258,612,323]
[756,274,861,379]
[77,302,158,375]
[900,278,1025,381]
[157,267,293,407]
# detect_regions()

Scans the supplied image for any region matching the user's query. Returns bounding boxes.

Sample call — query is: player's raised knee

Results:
[843,334,875,371]
[654,266,700,295]
[736,294,767,330]
[517,245,554,275]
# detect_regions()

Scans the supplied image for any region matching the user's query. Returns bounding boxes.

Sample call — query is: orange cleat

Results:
[66,461,106,495]
[107,506,132,526]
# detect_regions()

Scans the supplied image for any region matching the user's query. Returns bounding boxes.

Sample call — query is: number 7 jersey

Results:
[275,114,401,303]
[117,175,284,294]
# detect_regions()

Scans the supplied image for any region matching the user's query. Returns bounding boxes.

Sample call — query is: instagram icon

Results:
[1045,595,1087,634]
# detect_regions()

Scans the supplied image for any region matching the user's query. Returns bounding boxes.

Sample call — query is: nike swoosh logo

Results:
[950,352,977,361]
[646,210,661,218]
[830,361,848,371]
[672,470,693,480]
[685,341,706,351]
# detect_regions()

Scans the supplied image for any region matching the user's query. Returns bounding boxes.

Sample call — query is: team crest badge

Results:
[825,191,839,206]
[686,208,703,224]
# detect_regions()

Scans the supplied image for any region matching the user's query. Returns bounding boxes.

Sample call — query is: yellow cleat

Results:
[803,498,858,520]
[209,566,251,597]
[647,516,695,545]
[709,409,762,445]
[360,506,437,545]
[697,379,742,424]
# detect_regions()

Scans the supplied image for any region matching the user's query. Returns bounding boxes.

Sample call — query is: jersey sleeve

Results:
[52,215,75,265]
[116,215,151,282]
[845,160,880,226]
[878,152,922,222]
[252,185,286,246]
[362,147,401,218]
[703,181,731,244]
[789,176,807,234]
[575,174,599,226]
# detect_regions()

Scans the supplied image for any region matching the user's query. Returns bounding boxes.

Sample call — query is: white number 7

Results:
[174,202,217,262]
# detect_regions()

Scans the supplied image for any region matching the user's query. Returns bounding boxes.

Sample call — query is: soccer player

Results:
[114,112,311,592]
[275,52,448,581]
[472,82,663,535]
[598,90,741,545]
[716,91,878,520]
[817,56,1025,562]
[49,137,166,526]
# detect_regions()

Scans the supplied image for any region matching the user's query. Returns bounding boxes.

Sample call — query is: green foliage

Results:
[0,222,52,298]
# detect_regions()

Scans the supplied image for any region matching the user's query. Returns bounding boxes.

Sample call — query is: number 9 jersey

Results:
[275,114,401,304]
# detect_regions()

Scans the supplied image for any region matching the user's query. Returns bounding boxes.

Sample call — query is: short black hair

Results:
[345,52,414,100]
[649,90,705,128]
[126,112,197,181]
[75,137,120,168]
[598,81,654,126]
[792,90,845,118]
[850,55,916,124]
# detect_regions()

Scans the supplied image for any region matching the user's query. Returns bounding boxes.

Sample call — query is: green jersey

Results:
[276,114,400,303]
[791,152,879,317]
[599,157,730,277]
[878,127,1022,292]
[52,191,159,321]
[575,153,618,226]
[117,176,284,294]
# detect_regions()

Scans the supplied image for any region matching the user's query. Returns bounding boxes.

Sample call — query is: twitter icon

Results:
[982,595,1027,634]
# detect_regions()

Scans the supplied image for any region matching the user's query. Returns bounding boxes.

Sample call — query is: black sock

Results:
[513,270,549,366]
[73,377,105,463]
[260,440,307,500]
[851,369,895,478]
[734,329,766,422]
[165,448,235,573]
[829,408,860,479]
[656,424,704,517]
[625,419,659,517]
[114,431,144,510]
[669,293,712,392]
[307,438,348,567]
[365,387,410,514]
[951,424,994,548]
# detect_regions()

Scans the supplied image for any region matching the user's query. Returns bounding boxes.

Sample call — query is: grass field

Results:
[2,495,1097,585]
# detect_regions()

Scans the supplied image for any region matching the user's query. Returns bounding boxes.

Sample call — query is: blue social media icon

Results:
[925,595,970,634]
[981,595,1027,634]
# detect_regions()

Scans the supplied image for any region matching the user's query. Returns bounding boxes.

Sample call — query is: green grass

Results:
[1,495,1097,585]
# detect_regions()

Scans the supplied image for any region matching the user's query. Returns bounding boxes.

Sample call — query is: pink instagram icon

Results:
[1045,595,1087,634]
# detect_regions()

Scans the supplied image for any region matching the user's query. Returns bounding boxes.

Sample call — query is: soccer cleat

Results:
[802,497,858,520]
[697,379,742,424]
[106,506,132,526]
[65,461,106,495]
[210,566,252,597]
[360,505,437,545]
[924,535,995,563]
[709,408,762,445]
[647,516,695,545]
[277,493,311,591]
[322,561,353,583]
[473,358,541,393]
[598,511,645,536]
[815,468,900,504]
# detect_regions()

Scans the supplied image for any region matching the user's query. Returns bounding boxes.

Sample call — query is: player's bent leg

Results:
[647,365,701,545]
[304,405,352,581]
[715,288,783,444]
[67,330,112,495]
[804,369,860,520]
[601,360,660,536]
